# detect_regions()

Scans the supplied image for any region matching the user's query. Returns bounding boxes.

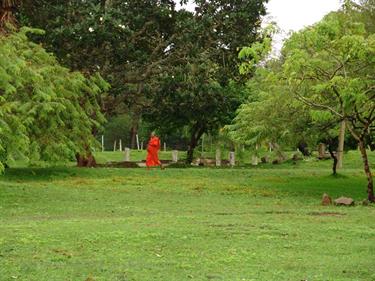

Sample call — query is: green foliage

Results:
[0,28,108,171]
[231,3,375,150]
[149,56,235,131]
[192,0,268,83]
[101,114,154,149]
[146,51,247,161]
[238,24,276,75]
[142,0,269,160]
[228,59,323,149]
[230,2,375,199]
[19,0,268,155]
[19,0,177,116]
[281,7,375,145]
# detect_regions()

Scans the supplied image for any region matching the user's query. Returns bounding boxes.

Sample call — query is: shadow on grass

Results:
[328,173,349,179]
[1,167,80,182]
[0,164,369,203]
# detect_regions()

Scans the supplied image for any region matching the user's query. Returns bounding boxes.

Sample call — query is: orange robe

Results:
[146,136,161,167]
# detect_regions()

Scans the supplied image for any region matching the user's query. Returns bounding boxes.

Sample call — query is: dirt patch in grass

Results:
[52,248,73,258]
[215,212,235,216]
[192,185,206,192]
[208,223,237,228]
[308,211,346,217]
[265,210,294,215]
[96,161,140,168]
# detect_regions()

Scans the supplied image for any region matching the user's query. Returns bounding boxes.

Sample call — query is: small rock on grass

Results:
[322,193,332,206]
[334,197,354,206]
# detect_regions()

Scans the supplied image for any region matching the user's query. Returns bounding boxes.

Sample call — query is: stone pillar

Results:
[172,150,178,163]
[136,134,140,151]
[215,148,221,167]
[229,151,235,167]
[252,144,259,165]
[124,147,130,161]
[251,155,258,166]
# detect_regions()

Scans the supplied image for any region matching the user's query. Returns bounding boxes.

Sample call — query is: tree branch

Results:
[293,90,344,118]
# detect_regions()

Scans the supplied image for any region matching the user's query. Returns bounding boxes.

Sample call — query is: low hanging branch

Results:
[293,90,344,118]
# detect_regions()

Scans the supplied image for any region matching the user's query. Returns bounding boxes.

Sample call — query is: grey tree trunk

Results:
[358,140,374,202]
[337,120,346,169]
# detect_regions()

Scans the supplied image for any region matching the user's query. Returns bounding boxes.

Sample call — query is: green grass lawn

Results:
[0,151,375,280]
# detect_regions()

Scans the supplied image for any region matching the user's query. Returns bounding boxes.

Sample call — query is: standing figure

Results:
[146,132,163,169]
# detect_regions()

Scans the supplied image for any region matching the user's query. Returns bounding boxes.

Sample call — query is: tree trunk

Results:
[186,125,205,164]
[129,83,143,149]
[337,120,345,169]
[0,0,18,32]
[358,139,374,202]
[75,152,97,167]
[130,125,138,149]
[327,143,337,175]
[75,144,96,167]
[186,141,197,164]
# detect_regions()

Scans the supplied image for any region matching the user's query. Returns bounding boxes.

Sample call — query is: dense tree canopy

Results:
[145,0,268,162]
[0,28,108,171]
[16,0,268,158]
[283,8,375,200]
[230,2,375,201]
[18,0,178,146]
[147,52,246,162]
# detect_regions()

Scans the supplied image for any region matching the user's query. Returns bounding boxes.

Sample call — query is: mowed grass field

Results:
[0,151,375,281]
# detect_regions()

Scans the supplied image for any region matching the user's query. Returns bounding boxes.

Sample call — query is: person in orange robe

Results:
[146,132,163,169]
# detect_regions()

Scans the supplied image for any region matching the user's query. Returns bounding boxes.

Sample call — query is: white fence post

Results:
[172,150,178,163]
[124,147,130,161]
[229,152,235,167]
[216,148,221,167]
[252,155,258,166]
[136,134,140,151]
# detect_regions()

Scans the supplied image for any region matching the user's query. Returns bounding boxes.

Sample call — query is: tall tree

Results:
[19,0,268,154]
[147,52,245,163]
[228,58,341,174]
[19,0,177,148]
[234,3,375,201]
[282,8,375,201]
[0,27,108,170]
[145,0,268,162]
